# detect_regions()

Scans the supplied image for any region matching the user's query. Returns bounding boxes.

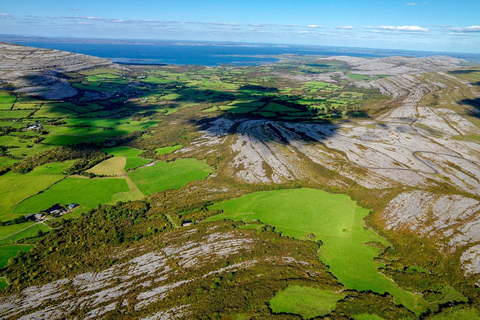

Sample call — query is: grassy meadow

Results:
[0,166,66,221]
[208,188,428,315]
[13,177,131,215]
[128,159,213,196]
[269,285,347,319]
[87,157,126,176]
[0,245,33,268]
[103,146,152,171]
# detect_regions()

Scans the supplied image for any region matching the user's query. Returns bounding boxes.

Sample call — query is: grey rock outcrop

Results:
[0,41,116,99]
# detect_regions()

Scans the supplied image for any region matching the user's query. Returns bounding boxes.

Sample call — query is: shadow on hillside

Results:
[192,114,341,147]
[11,69,375,149]
[460,98,480,118]
[449,69,479,75]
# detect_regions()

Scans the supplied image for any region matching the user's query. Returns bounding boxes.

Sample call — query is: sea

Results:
[10,40,480,66]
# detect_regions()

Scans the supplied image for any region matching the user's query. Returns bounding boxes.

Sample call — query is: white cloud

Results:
[86,16,105,21]
[299,31,310,34]
[0,13,12,17]
[450,25,480,33]
[71,7,79,11]
[336,26,354,29]
[376,25,428,32]
[307,24,324,28]
[406,2,416,5]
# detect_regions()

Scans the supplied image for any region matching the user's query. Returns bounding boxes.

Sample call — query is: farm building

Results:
[182,220,193,227]
[68,203,79,209]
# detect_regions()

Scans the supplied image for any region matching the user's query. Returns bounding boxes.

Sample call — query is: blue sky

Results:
[1,0,479,53]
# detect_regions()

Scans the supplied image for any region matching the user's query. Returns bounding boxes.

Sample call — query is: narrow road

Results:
[0,221,50,242]
[165,214,180,229]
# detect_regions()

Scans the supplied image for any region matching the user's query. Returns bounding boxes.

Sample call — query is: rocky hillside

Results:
[0,41,118,99]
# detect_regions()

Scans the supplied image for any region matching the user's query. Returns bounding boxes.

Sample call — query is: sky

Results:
[0,0,479,53]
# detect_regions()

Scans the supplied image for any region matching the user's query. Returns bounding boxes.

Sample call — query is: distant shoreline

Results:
[3,38,480,65]
[115,61,168,66]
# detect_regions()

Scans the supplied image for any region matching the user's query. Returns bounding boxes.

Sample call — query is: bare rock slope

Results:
[188,60,480,278]
[0,41,116,99]
[0,224,329,319]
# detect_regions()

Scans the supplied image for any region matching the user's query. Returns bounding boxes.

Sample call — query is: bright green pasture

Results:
[429,307,480,320]
[0,245,33,268]
[141,77,175,85]
[208,189,428,315]
[123,157,151,171]
[0,222,37,239]
[128,158,213,196]
[6,143,53,159]
[103,146,152,170]
[32,160,75,174]
[208,189,356,239]
[269,285,346,319]
[156,145,183,155]
[0,223,50,245]
[13,177,131,215]
[0,278,6,290]
[0,164,66,221]
[34,104,78,117]
[0,121,14,127]
[0,157,18,169]
[0,92,16,104]
[0,135,31,147]
[0,110,34,119]
[103,146,144,158]
[46,119,159,139]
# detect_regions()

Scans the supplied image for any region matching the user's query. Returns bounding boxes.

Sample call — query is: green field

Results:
[0,223,50,245]
[0,164,66,221]
[0,245,33,268]
[31,160,76,174]
[208,189,428,314]
[103,146,152,170]
[13,177,131,214]
[429,307,480,320]
[0,278,6,290]
[128,158,213,196]
[156,145,183,155]
[269,285,346,319]
[0,157,18,169]
[87,157,126,176]
[0,222,37,239]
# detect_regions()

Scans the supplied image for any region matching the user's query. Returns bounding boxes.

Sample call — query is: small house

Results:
[34,213,45,221]
[68,203,79,210]
[182,220,193,227]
